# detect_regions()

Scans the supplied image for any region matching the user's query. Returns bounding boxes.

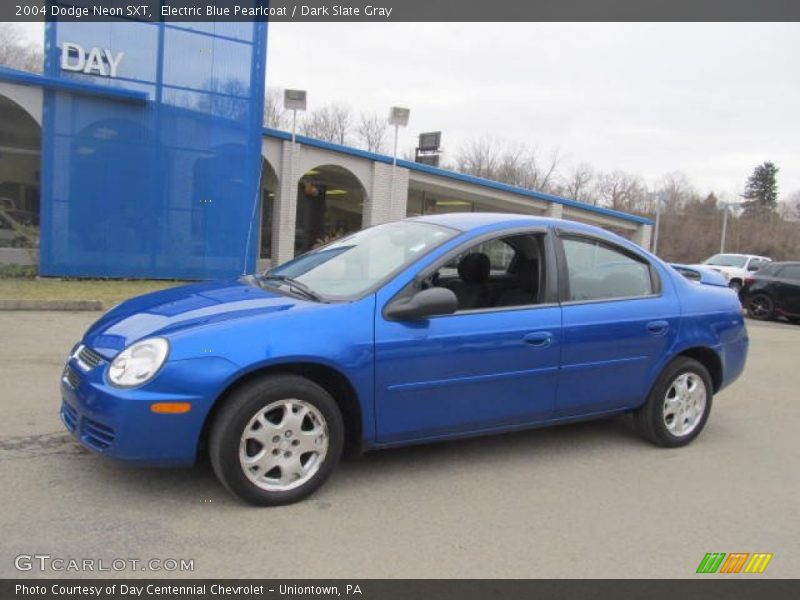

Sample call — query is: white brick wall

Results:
[631,224,653,250]
[366,162,409,226]
[546,203,563,219]
[271,141,301,265]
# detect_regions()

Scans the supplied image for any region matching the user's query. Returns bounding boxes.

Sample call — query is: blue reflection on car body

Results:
[60,214,748,466]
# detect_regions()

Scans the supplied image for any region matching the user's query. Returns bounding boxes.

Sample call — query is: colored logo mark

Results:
[696,552,773,574]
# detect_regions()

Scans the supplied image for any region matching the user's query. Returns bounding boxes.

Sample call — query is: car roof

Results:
[408,212,599,234]
[767,261,800,267]
[713,253,758,257]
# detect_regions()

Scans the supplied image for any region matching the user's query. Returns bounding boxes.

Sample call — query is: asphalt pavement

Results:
[1,311,798,578]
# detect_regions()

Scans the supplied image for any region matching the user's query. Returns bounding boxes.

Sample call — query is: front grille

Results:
[77,345,105,370]
[63,366,80,389]
[81,417,116,450]
[60,401,78,432]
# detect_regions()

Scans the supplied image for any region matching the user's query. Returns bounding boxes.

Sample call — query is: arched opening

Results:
[0,94,41,259]
[294,164,365,256]
[258,158,278,269]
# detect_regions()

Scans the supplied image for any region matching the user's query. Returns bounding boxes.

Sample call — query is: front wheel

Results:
[728,280,742,293]
[747,293,774,320]
[210,374,344,506]
[633,357,713,448]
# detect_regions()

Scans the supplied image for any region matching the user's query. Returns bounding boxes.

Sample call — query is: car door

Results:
[774,264,800,316]
[555,232,680,417]
[373,229,561,444]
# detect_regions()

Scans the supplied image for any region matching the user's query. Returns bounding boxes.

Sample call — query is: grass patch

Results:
[0,278,187,308]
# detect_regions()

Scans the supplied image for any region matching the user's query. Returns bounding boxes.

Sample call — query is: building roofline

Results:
[0,65,148,104]
[263,127,653,226]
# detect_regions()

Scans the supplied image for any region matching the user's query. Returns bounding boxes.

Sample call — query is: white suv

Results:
[696,253,772,292]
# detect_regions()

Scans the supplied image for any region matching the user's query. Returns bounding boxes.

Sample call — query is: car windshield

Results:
[703,254,747,268]
[265,221,457,299]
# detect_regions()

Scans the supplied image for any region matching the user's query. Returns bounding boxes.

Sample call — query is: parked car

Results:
[60,214,749,506]
[739,261,800,322]
[695,253,771,292]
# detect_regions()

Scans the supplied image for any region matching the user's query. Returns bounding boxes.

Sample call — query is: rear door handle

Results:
[524,331,553,347]
[646,320,669,335]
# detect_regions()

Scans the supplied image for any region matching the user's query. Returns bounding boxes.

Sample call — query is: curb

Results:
[0,299,104,311]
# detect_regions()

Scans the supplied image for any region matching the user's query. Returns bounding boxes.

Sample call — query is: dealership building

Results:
[0,20,653,279]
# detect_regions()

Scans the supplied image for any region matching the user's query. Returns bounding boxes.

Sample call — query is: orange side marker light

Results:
[150,402,192,414]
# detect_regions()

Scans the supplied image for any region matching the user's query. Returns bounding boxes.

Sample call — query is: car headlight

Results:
[108,337,169,388]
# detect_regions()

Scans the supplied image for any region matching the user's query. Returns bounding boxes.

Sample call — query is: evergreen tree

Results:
[741,162,779,218]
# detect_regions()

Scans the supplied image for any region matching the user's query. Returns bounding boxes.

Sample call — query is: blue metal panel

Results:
[39,21,267,279]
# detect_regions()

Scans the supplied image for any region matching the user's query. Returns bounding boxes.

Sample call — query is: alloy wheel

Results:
[239,399,329,492]
[662,372,707,437]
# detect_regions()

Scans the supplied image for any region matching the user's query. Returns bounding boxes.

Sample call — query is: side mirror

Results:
[385,287,458,321]
[748,263,760,272]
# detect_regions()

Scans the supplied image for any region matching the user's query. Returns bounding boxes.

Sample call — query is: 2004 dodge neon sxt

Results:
[60,213,748,505]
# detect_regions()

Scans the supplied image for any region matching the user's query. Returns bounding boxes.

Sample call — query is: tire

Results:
[728,280,742,293]
[633,357,713,448]
[210,374,344,506]
[746,293,774,321]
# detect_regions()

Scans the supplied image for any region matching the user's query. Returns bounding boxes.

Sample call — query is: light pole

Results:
[281,90,306,264]
[388,107,410,212]
[719,199,744,254]
[650,191,667,256]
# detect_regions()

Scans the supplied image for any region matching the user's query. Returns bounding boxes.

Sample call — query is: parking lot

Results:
[1,311,798,579]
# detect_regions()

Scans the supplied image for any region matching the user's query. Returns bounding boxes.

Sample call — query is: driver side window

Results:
[423,233,546,312]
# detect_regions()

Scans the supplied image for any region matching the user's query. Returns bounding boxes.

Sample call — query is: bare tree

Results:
[454,137,500,180]
[654,171,698,210]
[0,24,42,73]
[355,111,387,153]
[783,189,800,221]
[594,170,648,212]
[264,87,287,129]
[302,103,353,145]
[562,163,595,204]
[454,137,561,193]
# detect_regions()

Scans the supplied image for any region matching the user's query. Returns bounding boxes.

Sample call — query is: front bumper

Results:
[60,352,239,467]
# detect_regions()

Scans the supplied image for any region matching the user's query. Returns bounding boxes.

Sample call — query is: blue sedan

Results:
[60,213,748,505]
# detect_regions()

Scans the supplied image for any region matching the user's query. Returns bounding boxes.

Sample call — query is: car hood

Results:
[83,278,306,356]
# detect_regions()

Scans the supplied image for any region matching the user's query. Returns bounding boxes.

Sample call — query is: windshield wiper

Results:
[259,275,324,303]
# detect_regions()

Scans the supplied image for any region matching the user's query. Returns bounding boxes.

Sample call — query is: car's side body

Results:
[61,214,748,467]
[739,261,800,320]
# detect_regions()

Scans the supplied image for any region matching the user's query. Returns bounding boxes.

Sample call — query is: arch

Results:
[258,156,279,268]
[0,83,42,126]
[0,93,42,259]
[294,164,367,255]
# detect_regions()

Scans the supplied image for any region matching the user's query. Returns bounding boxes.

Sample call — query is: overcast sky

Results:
[16,22,800,200]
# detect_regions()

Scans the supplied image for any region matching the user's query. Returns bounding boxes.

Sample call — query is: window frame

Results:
[382,226,559,319]
[554,230,662,305]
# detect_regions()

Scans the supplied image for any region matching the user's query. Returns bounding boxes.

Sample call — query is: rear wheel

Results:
[633,357,713,448]
[747,293,774,320]
[210,375,344,506]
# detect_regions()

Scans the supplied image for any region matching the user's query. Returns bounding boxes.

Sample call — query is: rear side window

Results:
[780,265,800,281]
[562,237,654,301]
[759,264,781,276]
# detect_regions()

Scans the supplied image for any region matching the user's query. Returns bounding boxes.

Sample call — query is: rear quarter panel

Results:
[670,274,749,391]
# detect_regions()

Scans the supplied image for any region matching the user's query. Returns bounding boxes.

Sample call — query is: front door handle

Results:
[524,331,553,347]
[646,320,669,335]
